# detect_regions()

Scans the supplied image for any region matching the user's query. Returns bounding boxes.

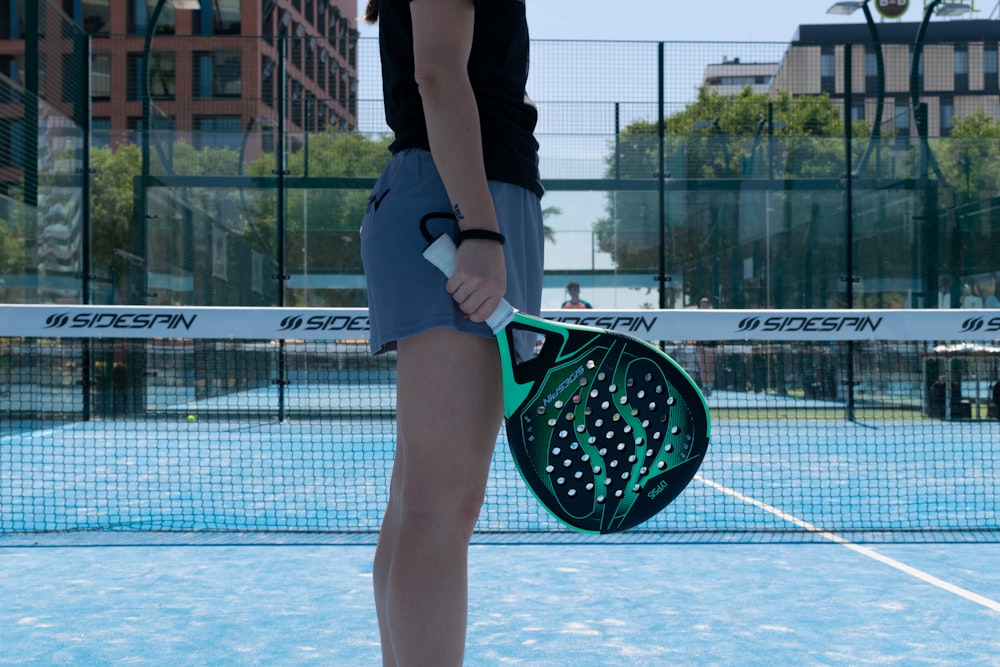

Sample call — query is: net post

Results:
[844,41,857,423]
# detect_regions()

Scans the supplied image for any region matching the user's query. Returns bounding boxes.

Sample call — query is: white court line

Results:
[0,429,59,446]
[696,474,1000,614]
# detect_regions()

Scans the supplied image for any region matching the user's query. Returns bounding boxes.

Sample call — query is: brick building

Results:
[0,0,359,151]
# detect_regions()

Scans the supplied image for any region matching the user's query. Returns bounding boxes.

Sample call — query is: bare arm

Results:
[410,0,505,323]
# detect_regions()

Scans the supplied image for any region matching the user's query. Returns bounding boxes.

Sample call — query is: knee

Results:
[397,489,485,540]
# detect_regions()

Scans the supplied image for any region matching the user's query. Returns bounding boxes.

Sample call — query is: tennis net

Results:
[2,305,999,543]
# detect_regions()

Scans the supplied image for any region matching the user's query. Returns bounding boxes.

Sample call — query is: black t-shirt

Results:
[378,0,543,198]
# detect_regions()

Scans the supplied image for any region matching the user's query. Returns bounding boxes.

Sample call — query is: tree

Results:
[0,214,24,300]
[937,110,1000,203]
[934,111,1000,300]
[243,132,393,306]
[90,143,141,301]
[541,205,561,244]
[592,86,849,307]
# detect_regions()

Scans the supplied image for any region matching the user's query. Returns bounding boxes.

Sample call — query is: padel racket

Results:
[423,233,710,534]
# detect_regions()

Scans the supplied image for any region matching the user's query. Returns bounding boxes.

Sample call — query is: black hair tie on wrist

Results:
[456,229,506,245]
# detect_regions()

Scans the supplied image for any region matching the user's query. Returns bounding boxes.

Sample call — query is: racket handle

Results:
[422,234,515,334]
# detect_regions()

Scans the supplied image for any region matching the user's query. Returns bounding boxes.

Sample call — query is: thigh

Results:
[394,328,503,506]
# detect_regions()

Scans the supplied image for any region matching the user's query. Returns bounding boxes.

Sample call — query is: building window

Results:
[864,45,879,96]
[852,102,865,122]
[2,0,25,39]
[316,100,328,131]
[127,0,175,36]
[940,97,955,137]
[91,117,111,149]
[306,37,316,82]
[193,51,241,98]
[0,54,21,97]
[92,53,110,100]
[985,44,998,91]
[820,46,835,95]
[194,0,240,36]
[127,55,142,101]
[0,117,24,166]
[305,95,317,132]
[127,115,172,146]
[706,75,772,88]
[261,0,277,37]
[127,52,176,101]
[326,7,340,44]
[193,116,241,150]
[61,52,86,104]
[62,0,80,23]
[954,45,969,92]
[894,97,911,147]
[328,61,339,99]
[261,55,275,107]
[291,81,303,127]
[149,53,176,99]
[317,49,327,92]
[292,25,303,71]
[79,0,111,36]
[127,116,142,145]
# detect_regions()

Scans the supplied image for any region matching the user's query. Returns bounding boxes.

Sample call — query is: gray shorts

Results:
[360,149,544,355]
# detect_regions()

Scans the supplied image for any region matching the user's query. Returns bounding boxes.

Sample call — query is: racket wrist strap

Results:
[457,229,505,245]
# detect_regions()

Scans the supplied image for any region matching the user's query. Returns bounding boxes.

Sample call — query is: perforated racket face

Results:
[500,315,709,534]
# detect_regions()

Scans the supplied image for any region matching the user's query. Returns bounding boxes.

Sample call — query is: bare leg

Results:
[375,328,502,667]
[374,450,402,666]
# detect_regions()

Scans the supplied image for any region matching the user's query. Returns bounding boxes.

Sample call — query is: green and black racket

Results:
[423,233,710,534]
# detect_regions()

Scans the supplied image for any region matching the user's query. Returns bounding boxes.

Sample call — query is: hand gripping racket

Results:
[423,233,710,533]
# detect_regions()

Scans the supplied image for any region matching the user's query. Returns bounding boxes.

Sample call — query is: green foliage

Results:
[0,216,23,276]
[243,132,392,306]
[937,110,1000,203]
[589,85,1000,309]
[244,132,392,261]
[293,132,394,178]
[83,133,393,306]
[592,85,856,304]
[0,173,34,300]
[90,143,141,296]
[660,88,850,179]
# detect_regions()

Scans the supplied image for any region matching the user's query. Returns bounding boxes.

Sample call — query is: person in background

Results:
[360,1,544,665]
[561,280,593,309]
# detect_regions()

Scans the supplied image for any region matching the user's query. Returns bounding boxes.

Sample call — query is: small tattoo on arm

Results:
[452,203,464,222]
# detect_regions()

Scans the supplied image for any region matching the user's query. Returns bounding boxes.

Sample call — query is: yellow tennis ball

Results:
[187,414,198,423]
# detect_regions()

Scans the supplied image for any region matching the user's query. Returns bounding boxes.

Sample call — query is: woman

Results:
[360,1,544,664]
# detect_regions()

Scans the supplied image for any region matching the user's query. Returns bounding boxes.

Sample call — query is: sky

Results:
[525,0,877,42]
[355,1,989,43]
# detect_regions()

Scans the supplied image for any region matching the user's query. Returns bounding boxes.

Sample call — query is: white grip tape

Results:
[422,234,514,335]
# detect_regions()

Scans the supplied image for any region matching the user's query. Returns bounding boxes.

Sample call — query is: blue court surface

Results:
[2,393,999,665]
[0,542,998,665]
